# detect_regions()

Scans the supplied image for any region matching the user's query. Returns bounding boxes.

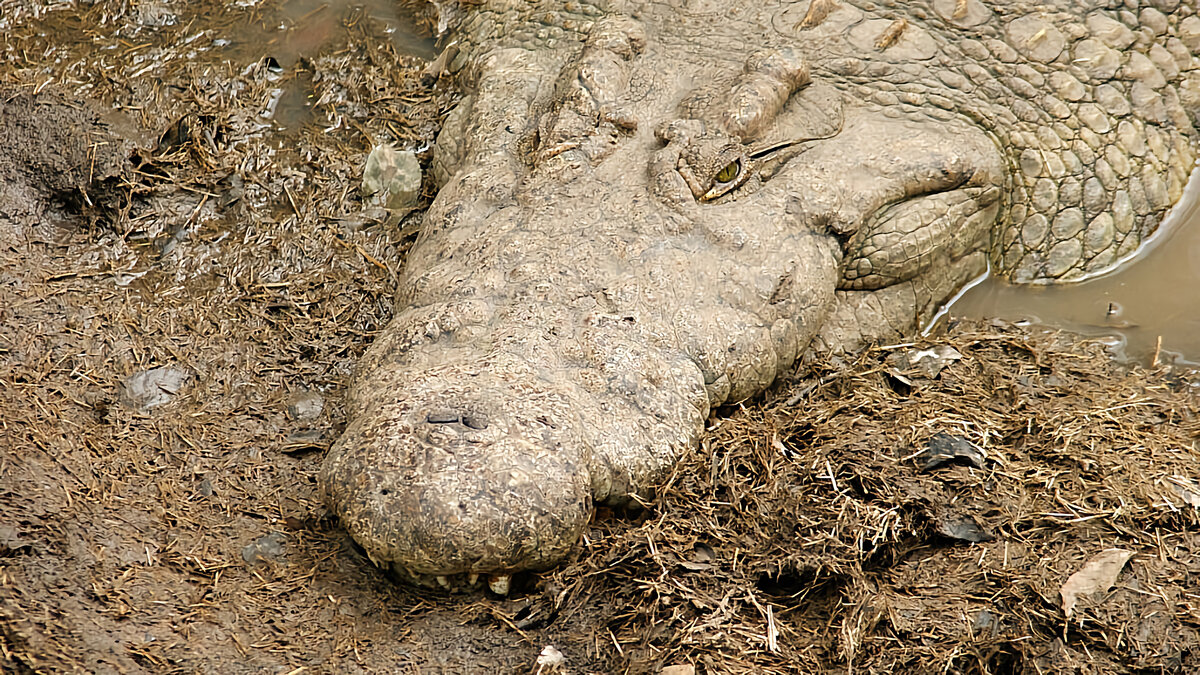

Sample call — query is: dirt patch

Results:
[0,89,137,243]
[2,2,1200,674]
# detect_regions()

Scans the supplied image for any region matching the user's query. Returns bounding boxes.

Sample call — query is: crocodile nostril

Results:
[461,413,489,430]
[426,410,489,429]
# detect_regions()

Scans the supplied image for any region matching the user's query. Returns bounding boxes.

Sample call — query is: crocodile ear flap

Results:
[839,186,1002,291]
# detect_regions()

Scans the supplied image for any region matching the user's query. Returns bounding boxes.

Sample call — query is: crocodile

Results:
[321,0,1200,591]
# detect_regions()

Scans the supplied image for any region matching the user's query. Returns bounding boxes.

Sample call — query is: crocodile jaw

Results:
[320,353,596,579]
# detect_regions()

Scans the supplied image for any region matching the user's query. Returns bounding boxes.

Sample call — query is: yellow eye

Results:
[715,160,740,184]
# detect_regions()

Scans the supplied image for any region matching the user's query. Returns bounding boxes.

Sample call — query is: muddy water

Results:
[950,169,1200,366]
[217,0,436,67]
[216,0,435,129]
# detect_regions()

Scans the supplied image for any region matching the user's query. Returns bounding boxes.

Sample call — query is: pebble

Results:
[120,366,190,411]
[362,145,422,217]
[286,390,325,421]
[242,532,287,564]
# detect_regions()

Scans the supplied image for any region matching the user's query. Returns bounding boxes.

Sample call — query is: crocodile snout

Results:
[320,355,594,585]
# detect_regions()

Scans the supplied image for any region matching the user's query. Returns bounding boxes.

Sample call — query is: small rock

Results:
[535,645,565,672]
[286,390,324,421]
[919,432,987,471]
[362,144,421,218]
[242,532,287,564]
[661,665,696,675]
[935,513,995,543]
[120,366,190,411]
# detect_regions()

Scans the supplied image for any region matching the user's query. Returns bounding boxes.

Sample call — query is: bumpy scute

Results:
[322,0,1200,585]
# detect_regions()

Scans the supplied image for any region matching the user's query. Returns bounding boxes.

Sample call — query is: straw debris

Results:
[2,2,1199,674]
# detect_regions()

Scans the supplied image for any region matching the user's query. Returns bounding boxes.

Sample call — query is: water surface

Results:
[951,169,1200,366]
[219,0,436,130]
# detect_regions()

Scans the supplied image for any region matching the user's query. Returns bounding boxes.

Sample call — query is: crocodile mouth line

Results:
[389,564,519,595]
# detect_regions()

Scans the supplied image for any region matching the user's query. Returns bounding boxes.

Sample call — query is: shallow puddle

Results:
[216,0,436,130]
[132,0,439,132]
[223,0,437,69]
[950,168,1200,366]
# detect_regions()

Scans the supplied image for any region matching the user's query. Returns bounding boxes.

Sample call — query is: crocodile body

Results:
[322,0,1200,588]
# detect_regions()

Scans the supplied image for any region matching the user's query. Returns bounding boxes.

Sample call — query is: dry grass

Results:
[1,2,1199,674]
[539,326,1200,673]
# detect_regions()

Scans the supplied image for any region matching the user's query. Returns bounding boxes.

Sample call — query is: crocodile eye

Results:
[699,151,751,202]
[715,160,741,184]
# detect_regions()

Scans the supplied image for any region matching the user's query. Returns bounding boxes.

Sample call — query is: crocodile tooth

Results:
[467,573,479,586]
[436,575,451,589]
[488,574,511,596]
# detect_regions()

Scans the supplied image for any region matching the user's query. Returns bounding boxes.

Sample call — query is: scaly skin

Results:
[321,0,1200,588]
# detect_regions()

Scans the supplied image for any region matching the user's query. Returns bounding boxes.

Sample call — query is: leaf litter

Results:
[1060,549,1135,621]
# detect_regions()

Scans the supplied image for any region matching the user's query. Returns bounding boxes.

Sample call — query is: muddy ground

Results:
[2,2,1200,673]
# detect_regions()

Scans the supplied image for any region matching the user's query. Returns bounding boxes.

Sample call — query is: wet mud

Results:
[2,2,1200,674]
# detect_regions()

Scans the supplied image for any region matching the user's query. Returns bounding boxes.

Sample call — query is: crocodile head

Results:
[322,1,1200,588]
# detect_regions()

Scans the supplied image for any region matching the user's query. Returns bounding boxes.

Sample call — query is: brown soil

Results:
[2,2,1199,674]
